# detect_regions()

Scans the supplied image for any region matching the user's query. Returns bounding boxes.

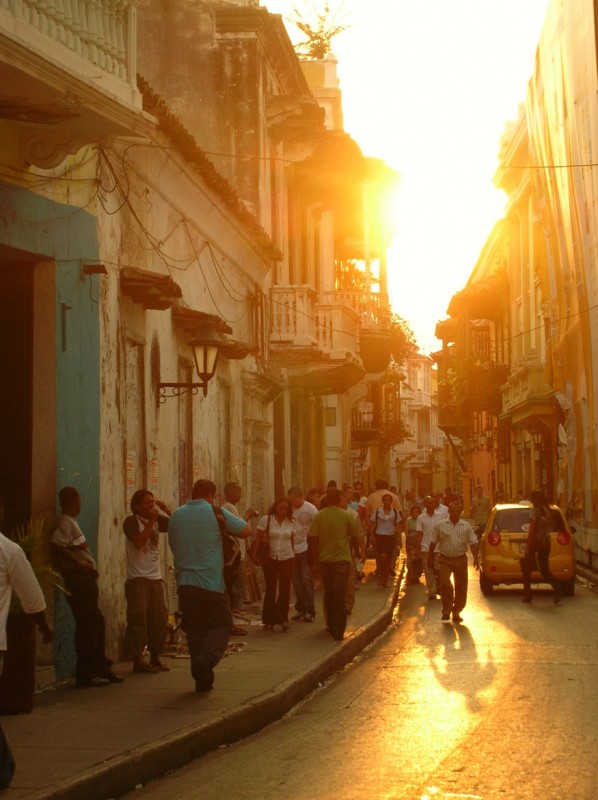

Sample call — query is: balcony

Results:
[322,289,392,373]
[402,387,432,411]
[501,363,554,428]
[438,357,508,423]
[351,404,403,445]
[418,432,444,449]
[351,402,379,443]
[1,0,141,167]
[269,286,319,363]
[270,286,364,394]
[437,383,468,439]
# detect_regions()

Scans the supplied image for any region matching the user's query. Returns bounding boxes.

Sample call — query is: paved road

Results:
[121,569,598,800]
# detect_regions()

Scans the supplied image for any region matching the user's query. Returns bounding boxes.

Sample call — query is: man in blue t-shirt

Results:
[168,479,250,692]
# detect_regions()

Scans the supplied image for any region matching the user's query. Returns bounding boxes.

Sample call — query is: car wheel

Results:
[479,571,494,596]
[561,577,575,597]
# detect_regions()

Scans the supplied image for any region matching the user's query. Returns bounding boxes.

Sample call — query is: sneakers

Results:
[452,613,463,623]
[291,612,305,621]
[441,614,451,623]
[304,613,315,623]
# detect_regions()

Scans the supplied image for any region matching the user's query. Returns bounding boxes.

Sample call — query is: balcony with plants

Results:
[435,316,509,438]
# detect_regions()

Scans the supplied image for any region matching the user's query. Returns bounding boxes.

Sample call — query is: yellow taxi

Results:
[479,503,576,596]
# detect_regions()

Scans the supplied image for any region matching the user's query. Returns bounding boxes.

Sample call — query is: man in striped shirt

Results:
[428,499,479,623]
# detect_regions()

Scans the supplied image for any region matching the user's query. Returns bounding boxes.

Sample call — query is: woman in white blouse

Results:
[254,497,296,630]
[369,493,402,588]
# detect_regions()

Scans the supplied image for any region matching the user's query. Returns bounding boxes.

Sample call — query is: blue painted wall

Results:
[0,180,101,678]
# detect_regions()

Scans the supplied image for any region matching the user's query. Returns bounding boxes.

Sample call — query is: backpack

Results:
[212,505,241,591]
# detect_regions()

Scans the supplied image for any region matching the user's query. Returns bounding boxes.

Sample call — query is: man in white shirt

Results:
[0,533,52,657]
[222,482,258,635]
[428,499,479,623]
[123,490,171,673]
[432,490,449,519]
[51,486,123,687]
[415,496,446,599]
[288,486,317,622]
[0,526,52,790]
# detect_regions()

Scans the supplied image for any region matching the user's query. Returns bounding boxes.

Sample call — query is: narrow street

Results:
[122,570,598,800]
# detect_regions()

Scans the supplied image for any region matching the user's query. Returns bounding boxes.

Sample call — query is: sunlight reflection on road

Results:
[421,791,482,800]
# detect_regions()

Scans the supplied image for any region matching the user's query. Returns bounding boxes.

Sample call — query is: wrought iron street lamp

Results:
[158,320,221,402]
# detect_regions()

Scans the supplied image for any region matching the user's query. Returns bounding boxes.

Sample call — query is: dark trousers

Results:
[438,554,469,616]
[520,545,560,596]
[178,585,232,687]
[124,578,168,659]
[64,569,111,681]
[262,557,294,625]
[320,561,350,639]
[292,550,315,615]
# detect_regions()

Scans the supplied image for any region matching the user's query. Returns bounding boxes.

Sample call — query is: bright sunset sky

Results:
[262,0,551,354]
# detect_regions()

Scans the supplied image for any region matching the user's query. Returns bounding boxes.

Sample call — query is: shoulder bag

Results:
[212,505,241,590]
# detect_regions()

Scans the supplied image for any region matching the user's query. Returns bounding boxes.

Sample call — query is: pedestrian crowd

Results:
[34,476,412,694]
[0,478,556,700]
[0,478,568,789]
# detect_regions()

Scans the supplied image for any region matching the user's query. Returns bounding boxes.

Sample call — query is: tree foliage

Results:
[389,314,418,365]
[289,2,348,60]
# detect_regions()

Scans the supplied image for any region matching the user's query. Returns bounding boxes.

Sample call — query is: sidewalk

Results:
[3,564,403,800]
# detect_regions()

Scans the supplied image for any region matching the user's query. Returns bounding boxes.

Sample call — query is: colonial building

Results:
[393,353,446,499]
[434,0,598,571]
[0,0,399,678]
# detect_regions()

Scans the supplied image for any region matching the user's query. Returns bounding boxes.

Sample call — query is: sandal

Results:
[149,657,171,672]
[133,659,160,674]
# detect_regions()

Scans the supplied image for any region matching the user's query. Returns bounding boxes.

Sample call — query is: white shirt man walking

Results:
[428,499,479,624]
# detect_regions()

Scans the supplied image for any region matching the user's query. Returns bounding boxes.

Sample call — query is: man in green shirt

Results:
[471,485,491,532]
[309,487,362,641]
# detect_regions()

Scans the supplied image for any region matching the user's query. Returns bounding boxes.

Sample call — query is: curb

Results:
[30,571,403,800]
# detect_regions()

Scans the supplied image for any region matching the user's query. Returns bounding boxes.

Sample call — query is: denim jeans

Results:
[292,550,315,615]
[178,585,232,685]
[319,561,350,639]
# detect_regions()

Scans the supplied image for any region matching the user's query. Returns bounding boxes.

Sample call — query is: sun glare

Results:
[262,0,550,351]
